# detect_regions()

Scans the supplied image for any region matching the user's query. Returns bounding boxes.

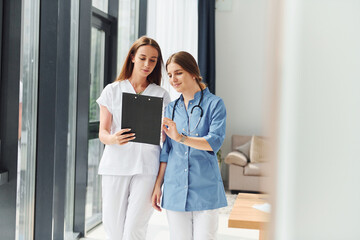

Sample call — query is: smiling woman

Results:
[166,51,206,96]
[152,51,227,240]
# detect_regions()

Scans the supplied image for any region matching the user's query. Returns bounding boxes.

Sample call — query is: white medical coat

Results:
[96,80,170,176]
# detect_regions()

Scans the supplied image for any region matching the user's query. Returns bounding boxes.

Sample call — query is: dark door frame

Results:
[74,0,118,236]
[0,1,22,239]
[34,0,72,239]
[88,8,116,139]
[139,0,147,37]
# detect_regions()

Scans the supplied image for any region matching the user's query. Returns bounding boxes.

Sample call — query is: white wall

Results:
[273,0,360,239]
[216,0,268,156]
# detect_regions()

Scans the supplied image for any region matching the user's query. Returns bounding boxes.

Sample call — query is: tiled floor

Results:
[82,193,260,240]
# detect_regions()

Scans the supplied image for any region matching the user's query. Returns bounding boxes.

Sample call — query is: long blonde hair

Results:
[116,36,163,85]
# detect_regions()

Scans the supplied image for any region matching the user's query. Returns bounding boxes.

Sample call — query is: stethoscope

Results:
[171,88,204,135]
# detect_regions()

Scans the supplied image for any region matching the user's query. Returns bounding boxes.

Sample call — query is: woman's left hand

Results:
[151,185,162,212]
[162,117,181,142]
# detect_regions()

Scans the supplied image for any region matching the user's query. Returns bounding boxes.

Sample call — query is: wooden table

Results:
[228,193,270,240]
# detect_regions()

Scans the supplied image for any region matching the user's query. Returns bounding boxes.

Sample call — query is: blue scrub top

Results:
[160,88,228,211]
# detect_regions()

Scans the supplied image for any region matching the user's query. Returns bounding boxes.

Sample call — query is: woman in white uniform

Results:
[152,51,227,240]
[96,36,170,240]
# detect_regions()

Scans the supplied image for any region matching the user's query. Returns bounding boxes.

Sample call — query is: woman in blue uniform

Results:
[152,51,227,240]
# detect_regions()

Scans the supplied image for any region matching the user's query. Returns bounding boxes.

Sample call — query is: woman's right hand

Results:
[99,106,135,145]
[151,185,162,212]
[111,128,136,145]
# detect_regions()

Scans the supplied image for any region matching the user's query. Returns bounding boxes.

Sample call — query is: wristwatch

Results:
[178,134,187,144]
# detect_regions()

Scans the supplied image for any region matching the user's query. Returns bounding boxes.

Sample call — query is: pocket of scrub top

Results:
[209,159,223,182]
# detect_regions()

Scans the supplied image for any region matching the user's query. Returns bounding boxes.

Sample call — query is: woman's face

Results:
[131,45,158,77]
[167,62,196,93]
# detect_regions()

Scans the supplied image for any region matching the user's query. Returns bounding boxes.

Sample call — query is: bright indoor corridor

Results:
[81,193,260,240]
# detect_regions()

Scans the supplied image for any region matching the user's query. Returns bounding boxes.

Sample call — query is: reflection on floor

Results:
[81,193,260,240]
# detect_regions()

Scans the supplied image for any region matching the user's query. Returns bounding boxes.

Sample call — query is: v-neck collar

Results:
[124,79,152,95]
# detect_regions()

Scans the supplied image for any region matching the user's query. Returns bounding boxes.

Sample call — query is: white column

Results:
[272,1,360,239]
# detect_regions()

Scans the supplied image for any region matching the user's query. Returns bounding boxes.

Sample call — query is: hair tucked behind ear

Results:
[166,51,207,90]
[116,36,163,86]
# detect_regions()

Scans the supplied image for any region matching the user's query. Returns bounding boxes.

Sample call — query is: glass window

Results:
[16,0,40,239]
[85,27,106,231]
[89,28,105,123]
[117,0,139,73]
[93,0,108,13]
[64,0,79,239]
[85,139,103,231]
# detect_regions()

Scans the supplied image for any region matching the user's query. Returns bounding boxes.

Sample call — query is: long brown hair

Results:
[115,36,163,85]
[166,51,206,90]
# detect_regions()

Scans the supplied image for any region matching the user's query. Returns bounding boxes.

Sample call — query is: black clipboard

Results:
[121,92,163,145]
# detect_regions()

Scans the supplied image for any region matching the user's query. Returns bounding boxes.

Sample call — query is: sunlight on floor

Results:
[82,194,260,240]
[83,211,259,240]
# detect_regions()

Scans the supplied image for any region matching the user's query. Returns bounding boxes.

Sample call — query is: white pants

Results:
[166,209,219,240]
[102,174,156,240]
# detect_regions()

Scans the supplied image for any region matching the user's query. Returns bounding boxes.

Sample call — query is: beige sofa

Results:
[224,135,268,193]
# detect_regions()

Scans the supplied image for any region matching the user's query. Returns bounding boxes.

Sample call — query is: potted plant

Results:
[217,149,223,169]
